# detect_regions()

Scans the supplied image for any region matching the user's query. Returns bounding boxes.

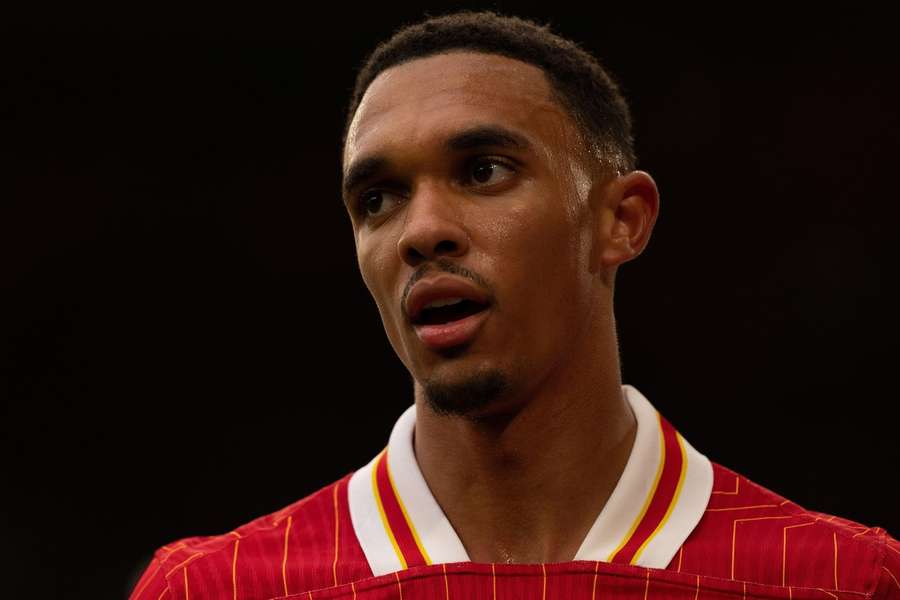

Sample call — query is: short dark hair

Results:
[343,11,636,174]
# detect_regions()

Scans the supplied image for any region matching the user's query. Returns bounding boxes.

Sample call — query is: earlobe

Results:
[595,170,660,272]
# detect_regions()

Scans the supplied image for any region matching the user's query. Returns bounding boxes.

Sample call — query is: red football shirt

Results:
[129,385,900,600]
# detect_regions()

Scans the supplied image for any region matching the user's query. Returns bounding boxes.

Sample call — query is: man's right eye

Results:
[359,189,403,218]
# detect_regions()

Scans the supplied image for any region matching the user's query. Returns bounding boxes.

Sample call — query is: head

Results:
[344,11,636,177]
[341,12,659,418]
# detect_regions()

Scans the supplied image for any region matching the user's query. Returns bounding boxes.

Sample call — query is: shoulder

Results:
[876,535,900,599]
[128,473,372,600]
[671,462,899,596]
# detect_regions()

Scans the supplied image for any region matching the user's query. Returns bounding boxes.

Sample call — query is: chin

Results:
[419,367,511,419]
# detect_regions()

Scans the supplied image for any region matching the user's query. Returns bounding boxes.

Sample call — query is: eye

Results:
[358,189,404,219]
[467,157,517,187]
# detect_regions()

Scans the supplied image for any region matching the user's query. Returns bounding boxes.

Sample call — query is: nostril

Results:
[399,232,465,266]
[434,240,457,255]
[405,247,426,263]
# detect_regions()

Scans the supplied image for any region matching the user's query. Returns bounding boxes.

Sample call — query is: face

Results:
[342,52,610,415]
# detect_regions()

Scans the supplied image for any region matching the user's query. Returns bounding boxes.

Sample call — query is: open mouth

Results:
[404,276,493,350]
[412,299,489,326]
[411,298,492,351]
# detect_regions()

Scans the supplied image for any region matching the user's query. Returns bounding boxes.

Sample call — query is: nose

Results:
[397,183,469,267]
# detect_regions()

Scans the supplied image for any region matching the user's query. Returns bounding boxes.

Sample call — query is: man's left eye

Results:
[468,158,516,186]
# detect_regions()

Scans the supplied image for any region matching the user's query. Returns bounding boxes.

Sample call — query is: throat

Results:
[414,390,638,565]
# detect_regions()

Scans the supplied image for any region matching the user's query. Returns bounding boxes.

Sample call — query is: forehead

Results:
[344,51,580,166]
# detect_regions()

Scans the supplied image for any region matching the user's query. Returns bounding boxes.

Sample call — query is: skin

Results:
[342,51,660,563]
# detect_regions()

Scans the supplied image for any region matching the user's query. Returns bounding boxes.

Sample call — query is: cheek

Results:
[493,201,584,275]
[357,236,393,305]
[483,202,592,336]
[357,236,410,357]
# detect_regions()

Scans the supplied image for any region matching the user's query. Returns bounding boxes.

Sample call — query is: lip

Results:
[414,308,491,351]
[404,275,491,324]
[404,274,493,352]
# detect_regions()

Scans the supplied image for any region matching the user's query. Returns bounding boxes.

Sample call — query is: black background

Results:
[3,4,898,599]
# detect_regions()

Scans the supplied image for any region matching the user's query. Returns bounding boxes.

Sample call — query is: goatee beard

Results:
[422,370,509,418]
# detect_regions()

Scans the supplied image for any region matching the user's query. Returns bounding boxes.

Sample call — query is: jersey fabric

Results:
[129,385,900,600]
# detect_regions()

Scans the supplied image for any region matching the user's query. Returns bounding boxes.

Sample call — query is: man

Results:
[129,11,899,600]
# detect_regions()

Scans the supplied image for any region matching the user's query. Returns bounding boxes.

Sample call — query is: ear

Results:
[590,170,660,274]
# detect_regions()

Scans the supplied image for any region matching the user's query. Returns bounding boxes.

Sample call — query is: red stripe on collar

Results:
[609,413,687,564]
[373,450,430,568]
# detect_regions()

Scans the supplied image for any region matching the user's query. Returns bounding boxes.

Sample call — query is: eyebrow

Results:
[342,124,532,201]
[443,124,532,153]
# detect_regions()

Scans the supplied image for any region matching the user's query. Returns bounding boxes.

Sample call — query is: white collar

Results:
[347,384,713,575]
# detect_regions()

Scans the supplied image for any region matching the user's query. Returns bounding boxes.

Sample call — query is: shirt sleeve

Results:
[128,556,172,600]
[874,532,900,600]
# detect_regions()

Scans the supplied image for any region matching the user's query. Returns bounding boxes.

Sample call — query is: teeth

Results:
[424,297,465,310]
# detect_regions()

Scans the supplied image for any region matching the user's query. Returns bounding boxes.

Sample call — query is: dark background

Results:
[3,4,898,599]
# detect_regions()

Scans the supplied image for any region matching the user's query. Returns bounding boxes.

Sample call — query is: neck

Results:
[413,314,636,564]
